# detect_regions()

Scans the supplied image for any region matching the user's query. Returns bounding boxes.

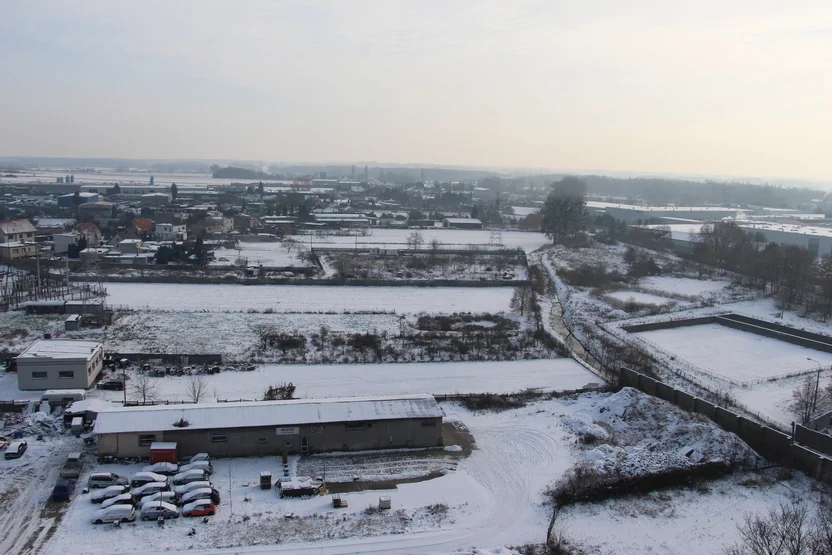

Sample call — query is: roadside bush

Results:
[458,393,530,412]
[263,382,296,401]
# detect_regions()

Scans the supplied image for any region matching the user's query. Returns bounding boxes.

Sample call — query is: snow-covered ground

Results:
[102,283,514,313]
[97,311,402,358]
[210,242,313,268]
[293,229,549,253]
[83,359,600,404]
[38,388,785,555]
[636,323,832,383]
[604,291,676,306]
[562,472,815,555]
[639,276,731,298]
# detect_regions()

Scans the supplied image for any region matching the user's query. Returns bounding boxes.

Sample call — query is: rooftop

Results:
[16,339,102,361]
[0,219,37,235]
[737,221,832,239]
[445,218,482,224]
[604,204,742,213]
[93,394,444,434]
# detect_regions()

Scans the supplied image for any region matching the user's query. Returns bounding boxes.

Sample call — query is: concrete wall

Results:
[619,367,832,483]
[621,316,718,333]
[97,417,444,459]
[716,316,832,354]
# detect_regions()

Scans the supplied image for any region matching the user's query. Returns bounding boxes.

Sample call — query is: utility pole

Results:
[808,358,822,413]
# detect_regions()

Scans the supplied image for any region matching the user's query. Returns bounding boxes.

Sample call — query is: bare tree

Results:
[251,324,277,349]
[130,373,159,404]
[510,284,535,316]
[791,376,817,426]
[406,231,424,250]
[186,374,209,403]
[725,502,811,555]
[282,237,300,253]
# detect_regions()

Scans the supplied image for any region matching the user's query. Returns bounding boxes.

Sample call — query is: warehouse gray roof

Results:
[16,339,102,361]
[94,394,444,434]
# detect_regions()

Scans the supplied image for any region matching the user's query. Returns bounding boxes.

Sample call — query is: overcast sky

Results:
[1,1,831,180]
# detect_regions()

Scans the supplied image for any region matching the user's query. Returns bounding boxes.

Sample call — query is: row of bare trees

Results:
[131,373,209,404]
[692,222,832,318]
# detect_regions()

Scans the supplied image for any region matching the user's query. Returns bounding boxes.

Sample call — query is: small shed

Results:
[64,314,82,331]
[149,441,178,464]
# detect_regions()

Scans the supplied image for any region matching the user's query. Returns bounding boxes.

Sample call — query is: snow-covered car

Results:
[141,462,179,476]
[90,485,131,503]
[138,491,177,506]
[139,501,179,521]
[186,453,209,464]
[171,469,208,486]
[101,493,137,509]
[131,472,168,487]
[92,505,135,524]
[173,481,214,496]
[131,482,170,498]
[178,487,220,506]
[182,499,216,517]
[179,460,213,475]
[88,472,129,489]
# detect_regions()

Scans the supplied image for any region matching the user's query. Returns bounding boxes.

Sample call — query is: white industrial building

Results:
[15,339,104,390]
[601,204,744,224]
[155,223,188,241]
[737,223,832,258]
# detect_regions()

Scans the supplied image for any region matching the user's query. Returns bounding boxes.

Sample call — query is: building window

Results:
[138,434,156,447]
[58,370,74,379]
[257,437,267,444]
[211,432,227,443]
[284,440,292,447]
[421,421,437,428]
[32,371,47,379]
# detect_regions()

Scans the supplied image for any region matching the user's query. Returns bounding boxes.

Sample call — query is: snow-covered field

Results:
[98,311,401,358]
[604,291,675,306]
[102,283,514,313]
[85,359,600,403]
[293,229,549,253]
[636,323,832,383]
[210,242,313,268]
[37,388,789,555]
[639,276,731,298]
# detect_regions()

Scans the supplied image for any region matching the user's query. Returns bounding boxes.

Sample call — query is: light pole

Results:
[807,357,822,413]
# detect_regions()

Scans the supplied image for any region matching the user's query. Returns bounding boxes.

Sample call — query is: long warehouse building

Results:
[94,394,445,458]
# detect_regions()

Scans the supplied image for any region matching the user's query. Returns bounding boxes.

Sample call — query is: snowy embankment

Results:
[101,283,514,313]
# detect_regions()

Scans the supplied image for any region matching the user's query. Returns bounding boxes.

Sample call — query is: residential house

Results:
[155,223,188,241]
[0,219,37,243]
[118,239,143,254]
[131,218,155,239]
[0,219,38,261]
[78,222,102,247]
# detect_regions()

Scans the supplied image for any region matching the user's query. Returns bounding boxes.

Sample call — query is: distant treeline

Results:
[210,165,287,180]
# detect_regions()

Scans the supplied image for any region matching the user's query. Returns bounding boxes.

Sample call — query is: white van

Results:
[91,505,136,524]
[41,389,86,405]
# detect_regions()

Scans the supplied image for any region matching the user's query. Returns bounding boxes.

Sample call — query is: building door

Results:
[301,436,308,455]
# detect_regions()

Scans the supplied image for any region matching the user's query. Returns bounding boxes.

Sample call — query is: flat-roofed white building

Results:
[602,204,744,224]
[15,339,104,390]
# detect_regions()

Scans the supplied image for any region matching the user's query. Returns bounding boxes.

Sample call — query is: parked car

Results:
[88,472,129,489]
[4,440,28,459]
[142,462,179,476]
[173,480,214,496]
[59,452,83,479]
[178,487,220,506]
[182,499,216,517]
[130,472,168,488]
[91,505,136,524]
[131,482,170,498]
[101,493,137,509]
[51,479,75,502]
[171,469,208,486]
[139,501,179,521]
[179,460,213,475]
[138,491,177,505]
[187,453,210,464]
[96,379,125,391]
[90,485,131,504]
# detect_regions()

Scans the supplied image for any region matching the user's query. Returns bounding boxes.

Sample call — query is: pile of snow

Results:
[560,388,754,476]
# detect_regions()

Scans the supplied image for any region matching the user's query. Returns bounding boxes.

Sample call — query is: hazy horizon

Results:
[2,1,831,182]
